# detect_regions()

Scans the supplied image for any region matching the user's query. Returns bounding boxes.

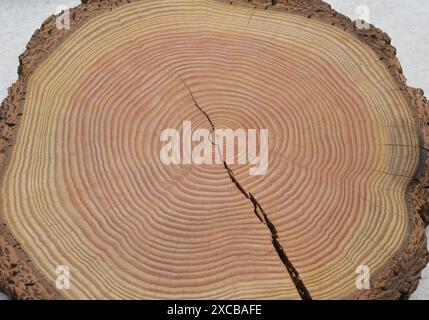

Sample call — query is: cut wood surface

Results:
[0,0,429,300]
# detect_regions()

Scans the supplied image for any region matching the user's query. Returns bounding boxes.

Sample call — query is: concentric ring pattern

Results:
[0,0,419,299]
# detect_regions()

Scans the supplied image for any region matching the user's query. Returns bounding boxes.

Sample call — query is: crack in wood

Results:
[223,162,313,300]
[179,77,313,300]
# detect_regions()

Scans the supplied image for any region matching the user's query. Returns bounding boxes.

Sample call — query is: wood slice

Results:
[0,0,428,300]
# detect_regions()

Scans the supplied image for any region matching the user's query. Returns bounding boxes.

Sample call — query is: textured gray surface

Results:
[0,292,9,300]
[0,0,428,300]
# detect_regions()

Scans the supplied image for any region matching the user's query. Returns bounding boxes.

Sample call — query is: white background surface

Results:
[0,0,428,300]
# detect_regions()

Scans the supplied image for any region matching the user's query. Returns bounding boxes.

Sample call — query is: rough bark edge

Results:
[0,0,427,300]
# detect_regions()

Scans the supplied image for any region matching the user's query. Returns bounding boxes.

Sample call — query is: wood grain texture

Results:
[0,0,428,300]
